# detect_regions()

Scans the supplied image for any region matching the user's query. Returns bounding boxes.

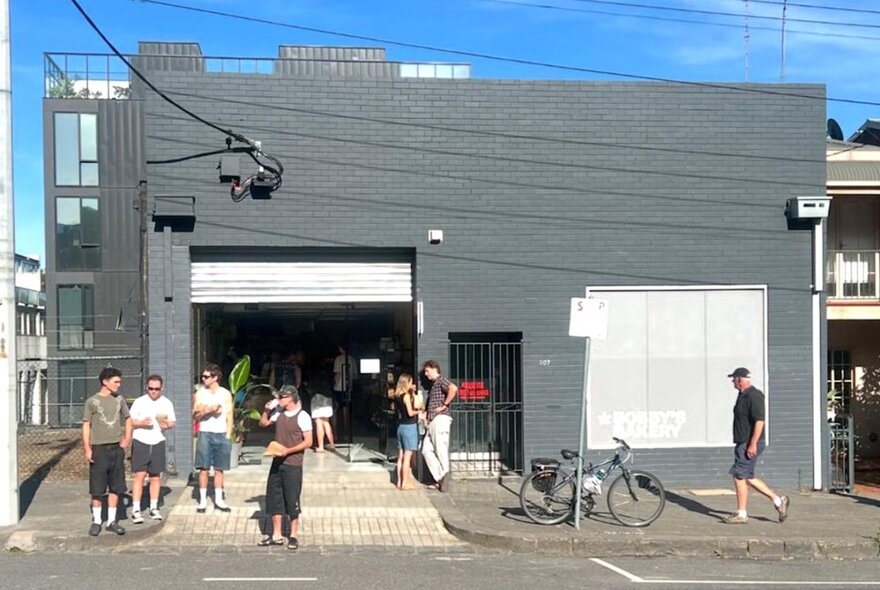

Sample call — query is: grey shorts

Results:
[729,441,765,480]
[131,439,166,475]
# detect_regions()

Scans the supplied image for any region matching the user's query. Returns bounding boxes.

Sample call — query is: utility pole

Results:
[0,0,19,526]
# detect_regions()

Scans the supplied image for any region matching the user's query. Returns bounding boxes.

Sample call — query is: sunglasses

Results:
[147,387,162,391]
[201,374,214,380]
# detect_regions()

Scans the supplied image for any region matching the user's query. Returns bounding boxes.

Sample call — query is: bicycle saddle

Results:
[560,449,578,460]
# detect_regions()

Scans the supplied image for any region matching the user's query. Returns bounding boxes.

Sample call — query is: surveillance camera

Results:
[428,229,443,245]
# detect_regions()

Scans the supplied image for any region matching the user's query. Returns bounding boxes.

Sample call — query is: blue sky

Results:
[10,0,880,262]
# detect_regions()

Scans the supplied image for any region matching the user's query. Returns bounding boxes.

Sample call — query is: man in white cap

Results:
[723,367,790,525]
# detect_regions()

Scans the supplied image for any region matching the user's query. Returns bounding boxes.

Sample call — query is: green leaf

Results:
[229,355,251,395]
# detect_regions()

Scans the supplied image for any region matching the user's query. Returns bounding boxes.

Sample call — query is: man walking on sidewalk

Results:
[82,367,132,537]
[422,360,458,492]
[258,385,313,551]
[129,374,176,523]
[723,367,790,525]
[193,363,234,513]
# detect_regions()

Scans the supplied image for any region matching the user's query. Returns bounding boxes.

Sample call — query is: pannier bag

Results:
[530,457,560,493]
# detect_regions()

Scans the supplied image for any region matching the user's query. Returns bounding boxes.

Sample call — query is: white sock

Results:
[150,500,158,511]
[773,496,783,507]
[198,488,208,506]
[737,510,747,519]
[215,488,227,506]
[107,507,117,523]
[91,507,102,525]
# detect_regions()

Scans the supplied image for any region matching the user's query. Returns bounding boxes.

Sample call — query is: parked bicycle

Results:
[519,437,666,527]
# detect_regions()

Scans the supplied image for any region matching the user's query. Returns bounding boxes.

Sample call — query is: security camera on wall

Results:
[428,229,443,245]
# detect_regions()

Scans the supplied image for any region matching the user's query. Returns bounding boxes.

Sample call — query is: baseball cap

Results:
[727,367,752,379]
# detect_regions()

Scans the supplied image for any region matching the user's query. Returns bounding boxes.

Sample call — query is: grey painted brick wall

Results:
[139,53,825,485]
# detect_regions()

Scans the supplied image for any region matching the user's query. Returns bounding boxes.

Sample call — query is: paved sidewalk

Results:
[429,478,880,560]
[2,448,466,554]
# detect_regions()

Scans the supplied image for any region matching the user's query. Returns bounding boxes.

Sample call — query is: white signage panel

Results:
[569,297,608,339]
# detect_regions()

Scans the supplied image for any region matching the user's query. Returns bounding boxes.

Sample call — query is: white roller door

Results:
[191,262,412,303]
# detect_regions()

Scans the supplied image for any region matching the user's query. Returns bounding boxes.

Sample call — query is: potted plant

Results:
[228,355,263,468]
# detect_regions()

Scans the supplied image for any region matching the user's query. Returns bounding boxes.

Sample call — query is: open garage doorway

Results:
[193,302,415,463]
[188,250,417,464]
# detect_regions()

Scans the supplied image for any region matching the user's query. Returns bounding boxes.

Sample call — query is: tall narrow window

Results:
[56,197,100,270]
[57,360,88,426]
[54,112,98,186]
[58,285,95,350]
[828,349,853,414]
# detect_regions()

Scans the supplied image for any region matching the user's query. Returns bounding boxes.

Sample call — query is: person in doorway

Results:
[129,374,176,523]
[390,374,419,490]
[193,363,234,513]
[722,367,790,525]
[332,345,356,438]
[258,385,313,551]
[421,360,458,492]
[82,367,132,537]
[309,367,335,452]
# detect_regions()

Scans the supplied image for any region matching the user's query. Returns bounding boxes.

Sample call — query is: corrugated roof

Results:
[827,160,880,183]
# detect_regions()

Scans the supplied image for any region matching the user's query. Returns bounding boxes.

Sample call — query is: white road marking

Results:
[588,559,880,586]
[590,558,644,582]
[204,578,317,582]
[434,557,473,561]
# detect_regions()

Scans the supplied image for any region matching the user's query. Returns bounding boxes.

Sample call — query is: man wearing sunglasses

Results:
[193,363,234,513]
[129,374,176,524]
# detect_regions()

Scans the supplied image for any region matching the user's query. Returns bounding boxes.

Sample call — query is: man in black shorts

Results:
[82,367,132,536]
[129,374,176,523]
[722,367,790,525]
[258,385,313,550]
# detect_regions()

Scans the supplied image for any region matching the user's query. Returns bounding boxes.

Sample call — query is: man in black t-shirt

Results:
[722,367,790,525]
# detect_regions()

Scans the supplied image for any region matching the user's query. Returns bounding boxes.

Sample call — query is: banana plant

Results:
[229,355,262,442]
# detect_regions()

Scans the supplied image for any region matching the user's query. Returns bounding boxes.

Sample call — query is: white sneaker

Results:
[131,511,144,524]
[148,509,163,521]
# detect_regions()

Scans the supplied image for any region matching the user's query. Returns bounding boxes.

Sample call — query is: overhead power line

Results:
[567,0,880,30]
[135,0,880,107]
[748,0,880,16]
[70,0,285,200]
[485,0,880,42]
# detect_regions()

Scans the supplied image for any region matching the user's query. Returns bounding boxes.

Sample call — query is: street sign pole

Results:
[573,336,591,530]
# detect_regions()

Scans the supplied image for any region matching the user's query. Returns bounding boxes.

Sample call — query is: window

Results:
[828,349,853,414]
[54,113,98,186]
[57,360,88,426]
[58,285,94,350]
[589,286,767,448]
[56,197,100,270]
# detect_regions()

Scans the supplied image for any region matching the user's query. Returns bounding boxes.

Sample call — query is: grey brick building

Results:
[43,42,827,487]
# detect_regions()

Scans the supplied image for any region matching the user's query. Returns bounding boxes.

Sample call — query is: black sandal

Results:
[258,536,284,547]
[287,537,299,551]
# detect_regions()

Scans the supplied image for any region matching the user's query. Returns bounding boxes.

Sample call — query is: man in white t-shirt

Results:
[193,363,234,513]
[129,374,177,523]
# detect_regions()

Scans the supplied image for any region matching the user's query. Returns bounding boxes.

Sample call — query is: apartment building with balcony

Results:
[827,130,880,462]
[14,254,46,425]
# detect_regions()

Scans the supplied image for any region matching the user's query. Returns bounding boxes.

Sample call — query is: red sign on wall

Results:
[459,381,490,401]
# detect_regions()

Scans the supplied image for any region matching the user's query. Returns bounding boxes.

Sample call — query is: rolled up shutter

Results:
[191,261,412,303]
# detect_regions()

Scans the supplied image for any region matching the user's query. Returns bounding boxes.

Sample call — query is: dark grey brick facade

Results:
[127,45,827,485]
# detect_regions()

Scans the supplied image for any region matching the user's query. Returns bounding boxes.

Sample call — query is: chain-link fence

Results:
[17,356,142,482]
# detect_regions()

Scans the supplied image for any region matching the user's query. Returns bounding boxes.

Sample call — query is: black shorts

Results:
[265,462,303,520]
[89,444,127,497]
[131,440,166,475]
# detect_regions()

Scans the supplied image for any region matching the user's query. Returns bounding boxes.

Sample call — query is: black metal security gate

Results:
[829,415,855,493]
[448,333,523,475]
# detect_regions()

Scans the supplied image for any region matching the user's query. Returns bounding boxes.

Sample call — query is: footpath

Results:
[430,478,880,560]
[3,450,880,559]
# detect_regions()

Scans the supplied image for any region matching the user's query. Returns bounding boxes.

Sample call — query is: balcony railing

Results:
[827,250,880,300]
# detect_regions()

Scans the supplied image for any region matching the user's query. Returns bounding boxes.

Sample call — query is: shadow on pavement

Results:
[664,491,727,519]
[18,438,81,519]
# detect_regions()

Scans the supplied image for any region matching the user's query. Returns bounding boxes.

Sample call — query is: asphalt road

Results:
[2,552,880,589]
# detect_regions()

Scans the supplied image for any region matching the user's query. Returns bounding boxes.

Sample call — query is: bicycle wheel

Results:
[606,469,666,527]
[519,471,575,525]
